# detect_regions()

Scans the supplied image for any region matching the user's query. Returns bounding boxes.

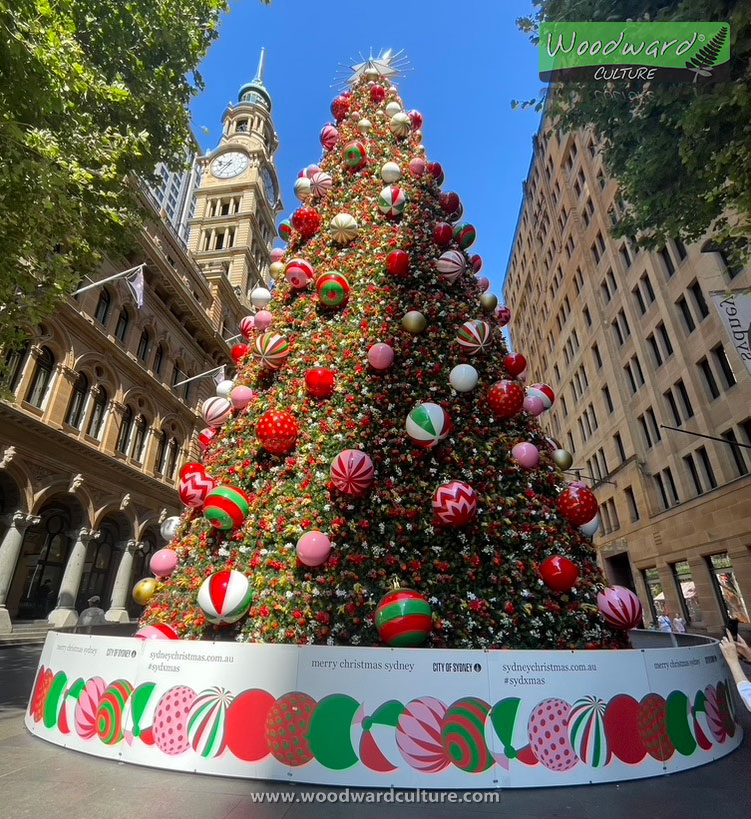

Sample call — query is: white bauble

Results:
[250,287,272,308]
[215,379,234,398]
[381,161,402,183]
[293,177,312,201]
[160,516,181,542]
[384,101,402,117]
[579,515,600,538]
[449,364,479,393]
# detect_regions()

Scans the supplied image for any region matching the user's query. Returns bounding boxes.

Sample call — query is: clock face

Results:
[262,167,277,204]
[211,151,249,179]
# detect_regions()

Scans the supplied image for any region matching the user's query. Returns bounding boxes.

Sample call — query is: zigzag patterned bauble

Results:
[179,470,217,509]
[432,481,478,527]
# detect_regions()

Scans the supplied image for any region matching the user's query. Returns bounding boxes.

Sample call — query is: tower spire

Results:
[254,47,267,84]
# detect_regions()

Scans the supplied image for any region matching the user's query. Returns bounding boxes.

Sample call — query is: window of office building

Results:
[643,568,664,620]
[707,554,750,624]
[671,561,700,622]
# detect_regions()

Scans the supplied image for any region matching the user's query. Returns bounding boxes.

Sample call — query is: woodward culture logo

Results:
[540,22,730,83]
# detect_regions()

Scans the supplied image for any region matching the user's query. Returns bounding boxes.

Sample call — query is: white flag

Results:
[710,289,751,375]
[126,265,145,309]
[213,365,226,386]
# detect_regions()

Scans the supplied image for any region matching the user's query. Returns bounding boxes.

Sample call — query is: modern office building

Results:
[504,120,751,637]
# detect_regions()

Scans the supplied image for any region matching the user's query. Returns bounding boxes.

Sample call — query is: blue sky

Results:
[190,0,543,294]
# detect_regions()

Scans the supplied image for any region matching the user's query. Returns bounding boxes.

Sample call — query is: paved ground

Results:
[2,644,750,818]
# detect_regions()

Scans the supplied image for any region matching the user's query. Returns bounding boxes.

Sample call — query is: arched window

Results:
[153,344,165,376]
[154,431,167,474]
[166,437,179,479]
[236,119,248,133]
[2,342,29,392]
[136,330,150,361]
[182,376,191,402]
[94,288,111,325]
[171,361,184,393]
[86,387,108,439]
[25,346,55,409]
[64,372,89,428]
[116,405,134,453]
[114,309,130,343]
[130,414,148,462]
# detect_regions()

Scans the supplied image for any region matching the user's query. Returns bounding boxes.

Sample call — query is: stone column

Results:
[0,512,40,634]
[48,528,100,628]
[105,540,137,624]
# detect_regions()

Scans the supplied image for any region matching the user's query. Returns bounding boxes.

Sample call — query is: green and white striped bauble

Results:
[187,687,234,758]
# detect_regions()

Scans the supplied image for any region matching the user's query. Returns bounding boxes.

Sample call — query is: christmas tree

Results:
[141,57,628,651]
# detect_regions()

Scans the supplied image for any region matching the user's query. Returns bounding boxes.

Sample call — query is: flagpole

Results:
[173,365,225,388]
[72,264,144,296]
[660,424,751,450]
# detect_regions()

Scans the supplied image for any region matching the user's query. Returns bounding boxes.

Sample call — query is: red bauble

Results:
[433,222,454,247]
[470,254,483,274]
[330,95,350,122]
[440,191,460,215]
[231,344,249,364]
[409,110,424,130]
[540,556,580,592]
[291,207,321,239]
[504,353,527,377]
[488,381,525,419]
[305,368,335,399]
[558,484,599,526]
[257,410,299,455]
[179,462,205,480]
[370,85,386,103]
[386,249,410,277]
[428,162,445,186]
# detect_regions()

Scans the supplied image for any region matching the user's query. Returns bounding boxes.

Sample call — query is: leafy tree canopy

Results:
[517,1,751,257]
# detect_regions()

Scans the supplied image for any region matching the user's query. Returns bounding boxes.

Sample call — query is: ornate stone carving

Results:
[68,473,84,493]
[120,493,131,510]
[158,508,168,523]
[0,446,16,469]
[1,512,40,532]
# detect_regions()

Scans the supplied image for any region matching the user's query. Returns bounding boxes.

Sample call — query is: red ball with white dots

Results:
[257,410,299,455]
[330,95,350,122]
[291,207,321,239]
[558,484,599,526]
[488,380,525,419]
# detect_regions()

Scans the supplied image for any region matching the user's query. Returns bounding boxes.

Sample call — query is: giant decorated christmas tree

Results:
[140,54,635,651]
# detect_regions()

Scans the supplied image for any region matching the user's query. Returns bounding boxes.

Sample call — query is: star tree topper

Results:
[334,48,411,89]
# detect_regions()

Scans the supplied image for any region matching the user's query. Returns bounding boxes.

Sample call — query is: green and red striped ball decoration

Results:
[453,222,477,250]
[278,220,292,242]
[374,587,433,647]
[187,686,233,758]
[203,485,251,531]
[441,697,493,772]
[316,271,350,307]
[96,679,134,745]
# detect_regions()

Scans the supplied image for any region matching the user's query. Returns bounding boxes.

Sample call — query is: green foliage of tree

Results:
[517,1,751,257]
[0,0,230,354]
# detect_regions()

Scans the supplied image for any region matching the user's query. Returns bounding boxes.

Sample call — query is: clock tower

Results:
[189,48,282,317]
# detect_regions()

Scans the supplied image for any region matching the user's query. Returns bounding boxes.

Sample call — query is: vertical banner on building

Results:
[710,290,751,375]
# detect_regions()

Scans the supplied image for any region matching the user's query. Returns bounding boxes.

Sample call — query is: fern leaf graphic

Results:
[685,26,728,82]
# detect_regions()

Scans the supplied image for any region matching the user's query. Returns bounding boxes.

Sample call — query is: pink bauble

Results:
[367,342,394,371]
[330,449,375,496]
[518,368,528,384]
[597,586,643,630]
[229,385,254,410]
[239,315,255,339]
[296,531,332,567]
[179,470,216,509]
[408,157,427,176]
[150,548,178,578]
[396,697,450,773]
[254,310,273,331]
[432,481,477,527]
[523,395,545,416]
[135,624,179,640]
[477,276,490,292]
[152,686,196,755]
[511,442,540,469]
[270,247,285,263]
[528,698,578,772]
[527,383,555,410]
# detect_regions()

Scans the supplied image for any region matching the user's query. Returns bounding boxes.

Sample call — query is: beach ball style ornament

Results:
[504,353,527,377]
[151,548,178,578]
[552,448,574,470]
[540,556,580,592]
[331,95,350,122]
[330,449,375,496]
[580,515,600,538]
[453,223,477,250]
[320,123,339,151]
[135,624,179,640]
[284,258,315,290]
[250,286,272,308]
[132,578,157,606]
[296,531,332,567]
[488,380,525,419]
[291,207,321,239]
[558,483,599,526]
[402,310,427,334]
[406,403,451,448]
[231,344,249,364]
[257,410,299,455]
[240,315,255,339]
[449,364,478,393]
[390,112,412,137]
[367,343,394,371]
[597,586,643,630]
[432,481,478,527]
[386,249,410,277]
[343,140,367,170]
[293,177,311,202]
[434,222,453,247]
[330,213,359,243]
[436,250,466,283]
[456,320,491,354]
[229,385,254,410]
[381,161,401,183]
[253,332,290,370]
[527,383,555,410]
[409,109,424,130]
[197,569,253,625]
[375,587,433,647]
[305,368,335,398]
[377,185,407,217]
[202,396,232,427]
[215,379,234,398]
[179,469,216,509]
[309,171,333,198]
[317,271,350,307]
[511,442,540,469]
[160,516,181,542]
[277,220,292,242]
[203,486,251,531]
[187,687,233,759]
[253,310,273,331]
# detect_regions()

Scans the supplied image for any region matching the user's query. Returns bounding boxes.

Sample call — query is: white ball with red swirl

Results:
[432,481,478,527]
[526,383,555,410]
[179,466,217,509]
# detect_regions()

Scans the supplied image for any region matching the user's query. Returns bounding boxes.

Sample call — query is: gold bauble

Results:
[480,292,498,312]
[132,577,158,606]
[552,449,574,470]
[269,261,284,278]
[402,310,427,334]
[364,67,379,80]
[358,118,373,134]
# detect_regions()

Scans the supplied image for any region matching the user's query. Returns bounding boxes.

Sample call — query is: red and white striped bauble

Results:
[432,481,478,527]
[197,570,253,626]
[455,320,492,354]
[596,586,642,630]
[253,332,290,369]
[284,258,315,290]
[435,250,466,283]
[377,185,407,216]
[202,397,232,428]
[179,470,217,509]
[330,449,375,496]
[309,171,333,198]
[527,383,555,410]
[198,427,216,452]
[239,316,255,340]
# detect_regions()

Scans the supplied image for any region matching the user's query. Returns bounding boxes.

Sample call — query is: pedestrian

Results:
[657,609,673,633]
[78,595,107,626]
[672,613,687,634]
[719,629,751,712]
